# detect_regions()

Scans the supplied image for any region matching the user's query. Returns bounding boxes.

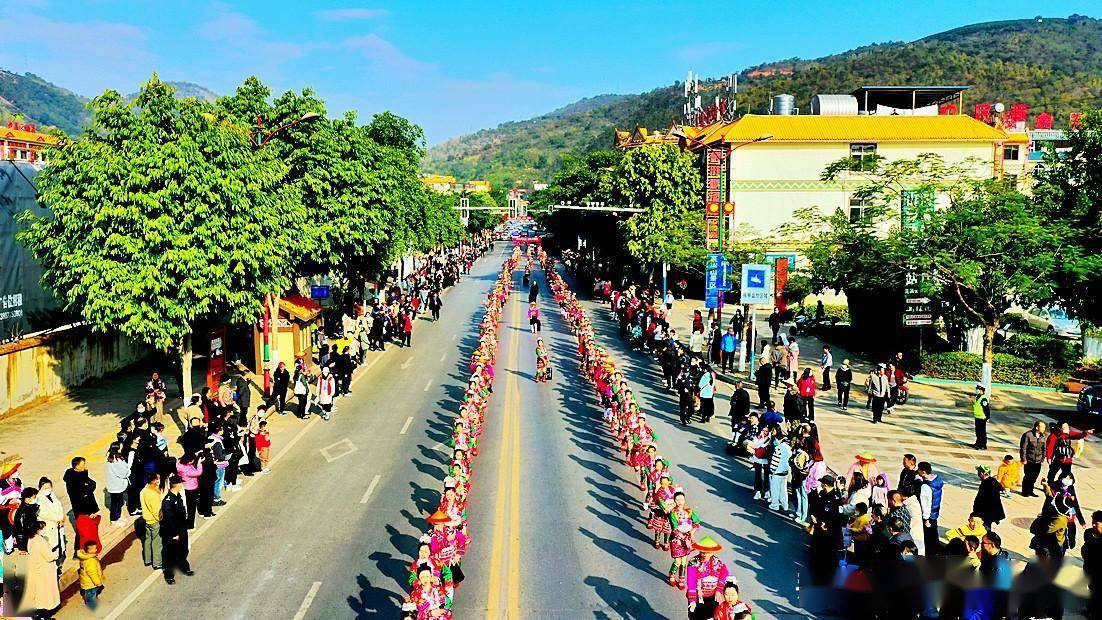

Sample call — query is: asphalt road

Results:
[54,252,820,619]
[54,246,510,620]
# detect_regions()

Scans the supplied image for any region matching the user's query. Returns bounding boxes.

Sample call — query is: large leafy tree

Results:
[18,75,303,397]
[1034,109,1102,329]
[906,180,1058,386]
[612,144,703,271]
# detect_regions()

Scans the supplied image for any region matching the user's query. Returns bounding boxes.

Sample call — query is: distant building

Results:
[613,126,682,149]
[420,174,492,194]
[533,181,549,191]
[746,68,795,78]
[1,122,58,165]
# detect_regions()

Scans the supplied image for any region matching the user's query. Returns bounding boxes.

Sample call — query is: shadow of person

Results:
[583,575,669,619]
[346,572,405,618]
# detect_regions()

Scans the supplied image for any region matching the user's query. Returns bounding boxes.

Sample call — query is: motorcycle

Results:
[896,373,912,405]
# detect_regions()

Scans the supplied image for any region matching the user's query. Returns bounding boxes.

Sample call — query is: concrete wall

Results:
[0,329,145,418]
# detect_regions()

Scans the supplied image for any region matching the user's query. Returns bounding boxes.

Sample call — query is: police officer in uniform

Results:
[972,384,991,450]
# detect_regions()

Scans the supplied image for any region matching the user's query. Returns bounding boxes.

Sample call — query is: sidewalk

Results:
[658,298,1097,569]
[0,332,399,608]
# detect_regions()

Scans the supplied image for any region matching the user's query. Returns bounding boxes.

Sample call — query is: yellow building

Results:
[689,113,1013,258]
[421,174,457,193]
[1,121,59,164]
[420,175,492,194]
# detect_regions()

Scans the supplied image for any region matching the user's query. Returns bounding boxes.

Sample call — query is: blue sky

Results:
[1,1,1097,144]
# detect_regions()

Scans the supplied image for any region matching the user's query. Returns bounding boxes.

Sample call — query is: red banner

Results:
[774,257,789,313]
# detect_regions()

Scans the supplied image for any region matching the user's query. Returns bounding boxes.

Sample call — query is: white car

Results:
[1003,307,1081,340]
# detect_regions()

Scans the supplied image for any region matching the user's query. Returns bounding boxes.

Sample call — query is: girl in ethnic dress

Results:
[648,470,677,550]
[534,338,552,382]
[668,491,700,588]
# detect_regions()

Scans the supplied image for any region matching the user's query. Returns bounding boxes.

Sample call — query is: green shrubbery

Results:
[919,351,1069,388]
[996,332,1082,371]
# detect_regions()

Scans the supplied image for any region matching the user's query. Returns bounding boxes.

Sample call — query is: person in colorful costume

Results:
[648,470,678,550]
[668,491,700,588]
[713,581,754,619]
[686,536,730,619]
[408,562,453,619]
[534,338,552,382]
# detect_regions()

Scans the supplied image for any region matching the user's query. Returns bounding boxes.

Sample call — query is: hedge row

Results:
[919,351,1069,388]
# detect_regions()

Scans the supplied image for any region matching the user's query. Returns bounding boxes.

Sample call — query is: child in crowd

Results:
[77,540,105,607]
[996,454,1021,498]
[255,420,271,474]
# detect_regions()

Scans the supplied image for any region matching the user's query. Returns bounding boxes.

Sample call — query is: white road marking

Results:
[401,356,414,370]
[359,474,382,505]
[430,441,447,451]
[319,438,357,462]
[400,416,414,435]
[423,379,433,392]
[439,353,447,362]
[293,581,323,620]
[103,416,322,620]
[451,334,458,342]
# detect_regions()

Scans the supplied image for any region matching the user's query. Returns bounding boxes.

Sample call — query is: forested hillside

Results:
[425,15,1102,188]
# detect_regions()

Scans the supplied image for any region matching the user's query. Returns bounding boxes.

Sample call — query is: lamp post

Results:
[251,111,321,395]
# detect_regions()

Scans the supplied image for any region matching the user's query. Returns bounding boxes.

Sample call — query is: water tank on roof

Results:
[811,94,859,116]
[771,94,796,116]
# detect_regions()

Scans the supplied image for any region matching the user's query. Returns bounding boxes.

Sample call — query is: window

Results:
[849,196,870,222]
[1004,174,1018,188]
[850,143,877,163]
[1003,144,1020,161]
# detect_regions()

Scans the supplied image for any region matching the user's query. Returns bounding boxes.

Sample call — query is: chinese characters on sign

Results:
[0,293,24,323]
[704,148,725,250]
[740,264,772,305]
[903,272,933,326]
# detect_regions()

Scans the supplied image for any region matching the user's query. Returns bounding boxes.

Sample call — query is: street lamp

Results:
[251,111,321,395]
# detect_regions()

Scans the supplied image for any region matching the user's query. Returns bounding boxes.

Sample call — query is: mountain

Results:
[126,81,219,103]
[0,71,220,136]
[424,15,1102,188]
[0,70,89,134]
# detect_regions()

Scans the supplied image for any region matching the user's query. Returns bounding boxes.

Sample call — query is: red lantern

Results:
[706,202,720,216]
[722,202,734,215]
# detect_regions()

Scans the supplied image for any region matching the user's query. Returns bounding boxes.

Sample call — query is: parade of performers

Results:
[399,245,518,617]
[540,248,752,620]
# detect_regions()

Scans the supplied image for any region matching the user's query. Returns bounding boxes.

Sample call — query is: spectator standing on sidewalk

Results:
[175,454,201,529]
[867,366,889,424]
[720,327,737,373]
[898,454,919,496]
[35,477,65,566]
[728,379,750,429]
[767,307,781,342]
[105,442,132,527]
[160,475,193,585]
[820,345,832,391]
[1019,421,1048,497]
[140,472,163,570]
[77,539,105,607]
[23,520,61,618]
[1083,511,1102,616]
[768,433,792,514]
[64,456,102,557]
[917,462,943,557]
[318,367,337,420]
[973,466,1006,529]
[697,365,716,423]
[785,339,800,381]
[754,358,772,408]
[292,361,311,419]
[971,384,991,450]
[835,360,852,410]
[1046,422,1093,483]
[769,344,787,388]
[797,369,817,422]
[145,372,167,425]
[255,420,272,473]
[271,362,290,413]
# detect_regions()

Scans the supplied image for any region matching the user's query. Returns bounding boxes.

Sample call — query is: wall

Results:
[728,140,997,245]
[0,329,145,418]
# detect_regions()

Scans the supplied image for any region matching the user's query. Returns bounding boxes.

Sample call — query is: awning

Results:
[279,294,323,322]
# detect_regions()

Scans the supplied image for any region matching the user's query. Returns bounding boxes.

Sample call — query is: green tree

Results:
[613,145,703,271]
[1034,109,1102,329]
[905,180,1058,387]
[18,75,303,397]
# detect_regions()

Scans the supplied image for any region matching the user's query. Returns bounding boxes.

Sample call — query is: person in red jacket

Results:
[797,368,818,421]
[713,581,753,619]
[400,311,413,348]
[1046,422,1094,483]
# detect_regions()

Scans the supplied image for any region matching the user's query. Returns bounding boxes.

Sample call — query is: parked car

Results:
[1002,307,1081,340]
[1077,383,1102,416]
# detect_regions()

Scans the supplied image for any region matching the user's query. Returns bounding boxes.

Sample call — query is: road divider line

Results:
[401,356,414,370]
[399,416,414,435]
[451,333,458,342]
[293,581,323,620]
[485,278,521,620]
[440,353,447,362]
[423,379,432,392]
[507,359,522,615]
[359,474,382,504]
